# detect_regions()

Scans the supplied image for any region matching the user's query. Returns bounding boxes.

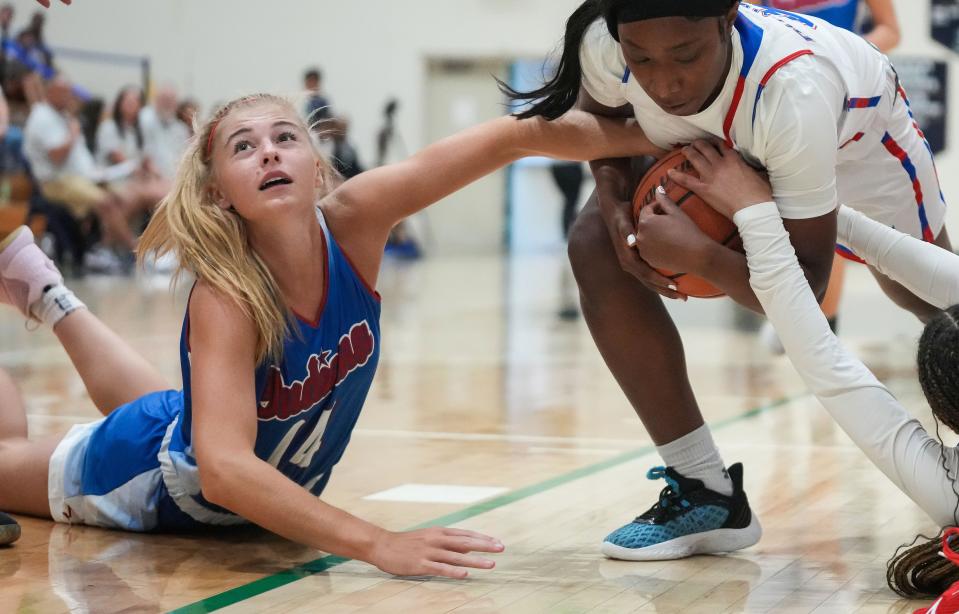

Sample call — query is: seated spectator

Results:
[23,74,137,265]
[139,84,189,180]
[96,85,168,215]
[95,86,143,168]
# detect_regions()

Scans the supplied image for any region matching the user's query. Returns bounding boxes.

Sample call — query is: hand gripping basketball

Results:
[632,149,744,298]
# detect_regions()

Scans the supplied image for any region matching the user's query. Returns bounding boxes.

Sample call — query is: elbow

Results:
[870,24,900,53]
[800,264,830,303]
[882,27,901,52]
[811,277,829,304]
[197,453,247,508]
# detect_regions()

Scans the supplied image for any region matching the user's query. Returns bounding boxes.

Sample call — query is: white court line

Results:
[526,446,622,456]
[353,428,647,447]
[364,484,508,504]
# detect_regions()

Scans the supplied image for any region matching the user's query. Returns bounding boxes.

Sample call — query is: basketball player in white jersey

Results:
[669,137,959,600]
[504,0,951,561]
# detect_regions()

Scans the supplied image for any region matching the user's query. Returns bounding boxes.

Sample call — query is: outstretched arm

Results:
[189,283,503,578]
[333,109,660,225]
[325,109,663,285]
[838,206,959,309]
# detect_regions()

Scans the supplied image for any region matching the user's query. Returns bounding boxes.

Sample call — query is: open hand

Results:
[668,140,772,219]
[634,188,715,277]
[370,527,504,579]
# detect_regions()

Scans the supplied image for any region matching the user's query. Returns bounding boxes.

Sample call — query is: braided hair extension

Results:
[886,306,959,597]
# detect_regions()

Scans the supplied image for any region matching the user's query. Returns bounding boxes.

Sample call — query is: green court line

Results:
[168,392,807,614]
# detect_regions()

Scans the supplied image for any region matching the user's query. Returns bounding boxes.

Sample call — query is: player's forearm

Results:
[864,24,900,53]
[691,242,763,312]
[201,454,384,562]
[520,112,658,162]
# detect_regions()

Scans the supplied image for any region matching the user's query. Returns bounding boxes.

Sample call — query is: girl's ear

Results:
[725,2,740,29]
[208,184,231,211]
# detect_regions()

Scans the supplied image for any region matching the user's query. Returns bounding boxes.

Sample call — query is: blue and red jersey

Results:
[758,0,860,32]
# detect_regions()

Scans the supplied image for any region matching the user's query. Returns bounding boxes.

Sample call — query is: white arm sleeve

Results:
[579,19,629,109]
[838,205,959,309]
[735,202,959,527]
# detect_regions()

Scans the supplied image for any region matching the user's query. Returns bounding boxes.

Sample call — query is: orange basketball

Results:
[632,149,743,299]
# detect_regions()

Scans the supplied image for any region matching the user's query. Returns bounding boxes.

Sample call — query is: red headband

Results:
[205,118,221,159]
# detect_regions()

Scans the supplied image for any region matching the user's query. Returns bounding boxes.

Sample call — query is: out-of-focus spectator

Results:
[303,67,331,125]
[26,11,51,65]
[375,98,403,167]
[329,117,364,180]
[24,75,134,256]
[0,4,12,46]
[139,84,189,180]
[95,86,143,167]
[97,85,168,214]
[175,98,198,137]
[0,83,21,173]
[14,12,52,72]
[0,3,13,87]
[375,98,419,259]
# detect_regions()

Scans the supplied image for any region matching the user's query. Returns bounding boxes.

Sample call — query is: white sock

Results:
[32,284,86,329]
[656,424,733,496]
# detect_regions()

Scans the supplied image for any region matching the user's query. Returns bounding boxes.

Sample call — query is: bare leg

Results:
[871,227,952,323]
[568,193,703,444]
[0,369,26,440]
[53,309,168,416]
[0,369,59,517]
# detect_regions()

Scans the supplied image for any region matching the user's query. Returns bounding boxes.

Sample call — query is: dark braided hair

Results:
[498,0,739,120]
[887,530,959,597]
[886,305,959,597]
[918,306,959,433]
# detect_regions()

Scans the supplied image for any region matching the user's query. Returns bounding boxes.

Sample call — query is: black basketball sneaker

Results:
[0,511,20,546]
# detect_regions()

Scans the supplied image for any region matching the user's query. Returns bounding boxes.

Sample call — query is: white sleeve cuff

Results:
[732,202,779,228]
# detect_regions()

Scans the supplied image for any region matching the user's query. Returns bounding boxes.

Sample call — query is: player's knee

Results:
[567,200,608,282]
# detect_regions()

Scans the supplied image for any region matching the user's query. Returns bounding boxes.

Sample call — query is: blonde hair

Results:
[138,93,338,364]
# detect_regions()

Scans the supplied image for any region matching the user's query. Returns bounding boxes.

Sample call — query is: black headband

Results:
[604,0,733,40]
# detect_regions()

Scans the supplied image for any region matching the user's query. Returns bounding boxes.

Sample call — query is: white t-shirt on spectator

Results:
[95,119,141,167]
[24,102,97,183]
[140,105,189,179]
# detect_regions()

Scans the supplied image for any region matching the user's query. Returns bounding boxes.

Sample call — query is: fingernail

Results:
[656,185,666,195]
[668,284,678,291]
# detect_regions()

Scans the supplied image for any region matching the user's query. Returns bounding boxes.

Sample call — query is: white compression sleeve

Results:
[838,205,959,309]
[735,202,959,527]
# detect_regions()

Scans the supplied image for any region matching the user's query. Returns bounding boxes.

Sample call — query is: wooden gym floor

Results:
[0,251,946,613]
